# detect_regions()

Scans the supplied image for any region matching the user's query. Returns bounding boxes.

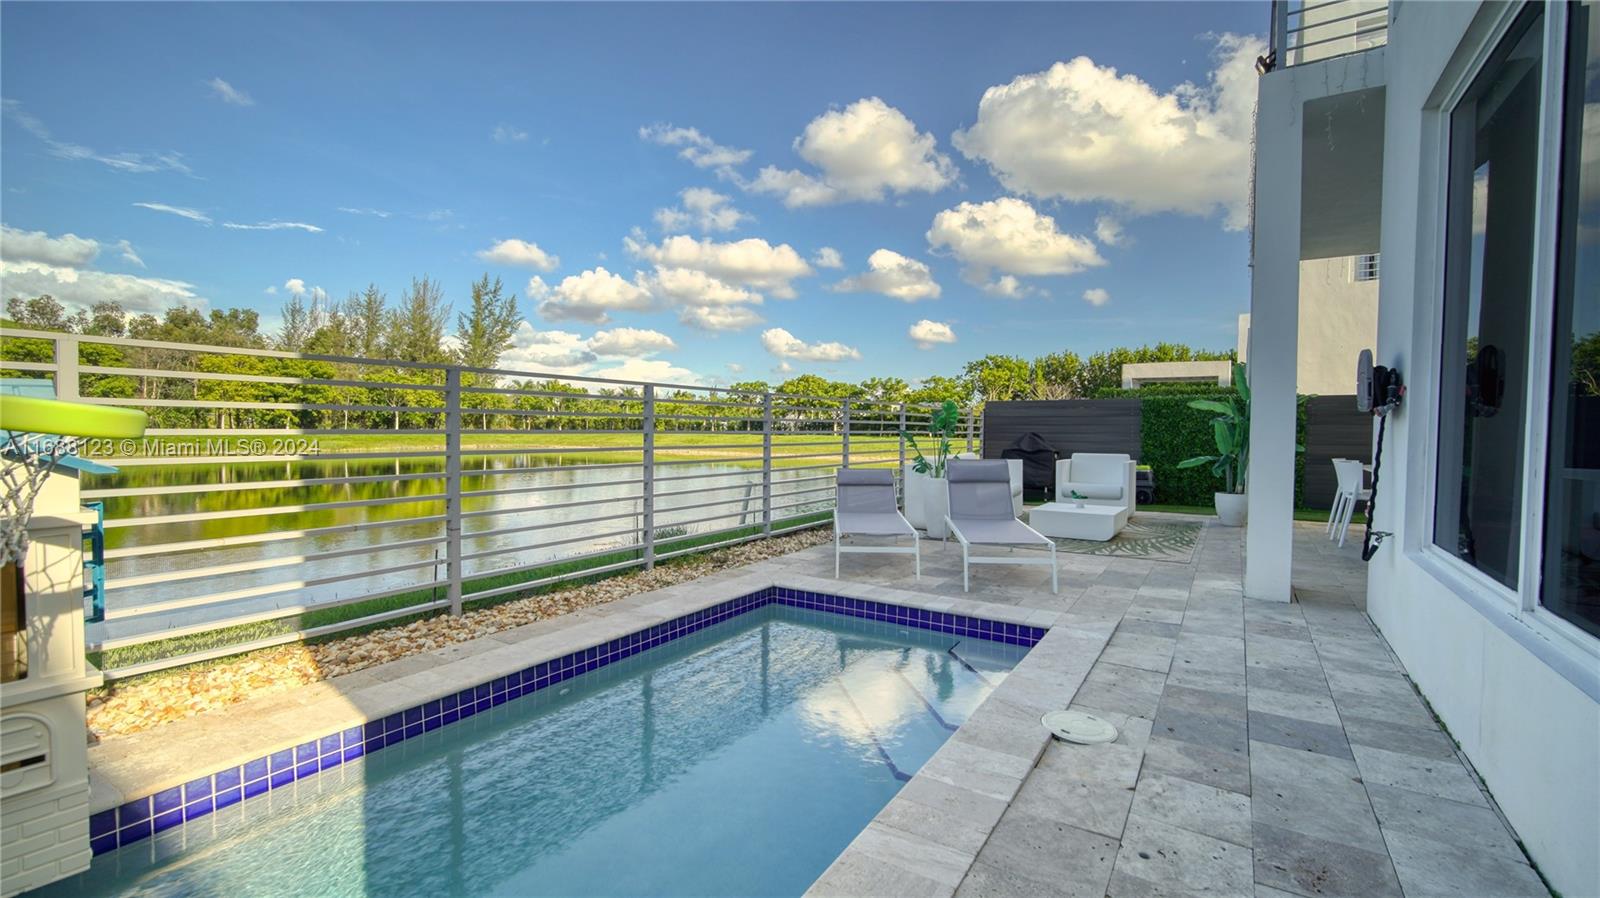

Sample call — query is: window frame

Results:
[1414,0,1600,661]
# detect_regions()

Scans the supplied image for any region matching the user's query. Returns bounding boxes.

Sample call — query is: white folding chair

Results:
[1330,458,1371,547]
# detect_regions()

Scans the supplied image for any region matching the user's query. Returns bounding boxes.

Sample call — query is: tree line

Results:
[2,281,1240,434]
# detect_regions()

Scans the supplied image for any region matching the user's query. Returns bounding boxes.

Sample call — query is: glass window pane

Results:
[1544,1,1600,637]
[1434,7,1545,588]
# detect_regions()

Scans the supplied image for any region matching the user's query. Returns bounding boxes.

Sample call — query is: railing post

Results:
[762,392,773,537]
[444,366,463,616]
[841,399,851,470]
[1271,0,1288,63]
[897,402,908,500]
[642,384,656,570]
[965,410,976,454]
[54,334,80,401]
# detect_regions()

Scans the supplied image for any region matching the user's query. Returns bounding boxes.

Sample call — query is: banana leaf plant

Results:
[1176,362,1267,494]
[902,400,962,478]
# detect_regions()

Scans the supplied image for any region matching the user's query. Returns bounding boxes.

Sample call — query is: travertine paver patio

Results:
[797,514,1549,898]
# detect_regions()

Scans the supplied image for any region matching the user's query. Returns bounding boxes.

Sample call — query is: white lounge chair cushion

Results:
[1056,481,1123,501]
[836,511,915,536]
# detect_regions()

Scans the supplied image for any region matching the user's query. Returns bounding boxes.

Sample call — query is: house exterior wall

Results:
[1296,257,1378,395]
[1119,360,1232,389]
[1236,256,1380,396]
[1364,3,1599,896]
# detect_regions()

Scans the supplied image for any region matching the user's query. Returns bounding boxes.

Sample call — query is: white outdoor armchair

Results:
[1054,453,1137,511]
[834,468,920,579]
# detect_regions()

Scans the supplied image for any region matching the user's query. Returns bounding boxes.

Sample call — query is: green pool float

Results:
[0,395,147,438]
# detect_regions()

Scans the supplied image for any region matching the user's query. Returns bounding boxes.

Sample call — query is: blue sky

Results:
[1,2,1264,385]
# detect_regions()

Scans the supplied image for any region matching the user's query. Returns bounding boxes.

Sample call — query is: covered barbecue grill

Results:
[1000,432,1059,499]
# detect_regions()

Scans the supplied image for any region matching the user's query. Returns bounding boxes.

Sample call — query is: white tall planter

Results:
[904,471,949,539]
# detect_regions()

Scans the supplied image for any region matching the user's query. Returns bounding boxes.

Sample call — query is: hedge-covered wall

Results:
[1139,393,1308,508]
[1093,382,1234,399]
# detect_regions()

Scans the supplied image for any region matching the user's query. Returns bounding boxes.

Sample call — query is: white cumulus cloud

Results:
[654,188,747,234]
[0,261,202,316]
[761,327,861,362]
[133,202,212,224]
[679,305,764,332]
[908,319,956,350]
[926,197,1103,290]
[492,123,529,143]
[587,327,677,358]
[208,77,255,106]
[536,266,653,324]
[642,266,760,307]
[812,246,843,269]
[981,275,1033,299]
[116,239,145,268]
[282,278,327,303]
[0,225,100,267]
[1082,287,1110,307]
[501,323,697,382]
[833,249,941,302]
[477,238,559,271]
[1095,215,1127,247]
[639,124,752,170]
[591,358,700,384]
[952,34,1262,230]
[625,233,812,298]
[746,98,957,207]
[502,324,597,373]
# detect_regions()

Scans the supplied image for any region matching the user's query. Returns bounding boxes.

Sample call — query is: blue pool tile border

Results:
[91,586,1043,855]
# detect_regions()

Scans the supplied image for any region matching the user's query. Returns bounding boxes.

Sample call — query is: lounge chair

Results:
[944,459,1058,594]
[834,468,920,579]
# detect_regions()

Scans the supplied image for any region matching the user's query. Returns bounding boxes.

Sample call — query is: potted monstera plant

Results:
[901,400,961,538]
[1177,363,1257,526]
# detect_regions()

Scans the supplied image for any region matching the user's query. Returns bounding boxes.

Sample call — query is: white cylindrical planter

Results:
[910,473,949,539]
[1214,491,1248,527]
[902,464,925,529]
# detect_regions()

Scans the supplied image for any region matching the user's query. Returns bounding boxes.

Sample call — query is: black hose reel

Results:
[1355,349,1404,562]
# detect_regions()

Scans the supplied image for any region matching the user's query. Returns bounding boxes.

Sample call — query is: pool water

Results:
[47,605,1027,897]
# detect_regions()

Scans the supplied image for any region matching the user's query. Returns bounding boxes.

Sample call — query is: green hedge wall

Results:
[1139,393,1308,508]
[1093,382,1234,399]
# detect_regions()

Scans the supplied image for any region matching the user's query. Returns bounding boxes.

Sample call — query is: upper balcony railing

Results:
[1270,0,1389,69]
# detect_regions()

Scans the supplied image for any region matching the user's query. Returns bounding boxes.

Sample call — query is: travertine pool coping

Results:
[87,567,1108,895]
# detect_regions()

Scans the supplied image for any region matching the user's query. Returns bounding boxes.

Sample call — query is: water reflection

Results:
[92,454,832,641]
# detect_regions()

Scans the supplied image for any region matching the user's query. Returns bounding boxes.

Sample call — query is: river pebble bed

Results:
[86,527,831,741]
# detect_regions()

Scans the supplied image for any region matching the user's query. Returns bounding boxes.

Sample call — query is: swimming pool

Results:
[48,601,1032,897]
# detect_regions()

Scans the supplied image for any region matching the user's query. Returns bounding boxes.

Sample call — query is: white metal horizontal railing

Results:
[0,327,978,680]
[1271,0,1388,68]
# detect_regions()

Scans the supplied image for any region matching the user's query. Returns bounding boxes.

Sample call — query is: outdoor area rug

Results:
[1050,516,1203,563]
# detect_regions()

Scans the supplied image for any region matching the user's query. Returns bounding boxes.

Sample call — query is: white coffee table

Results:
[1028,502,1130,541]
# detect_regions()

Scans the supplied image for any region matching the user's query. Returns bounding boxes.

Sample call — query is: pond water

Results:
[90,453,837,645]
